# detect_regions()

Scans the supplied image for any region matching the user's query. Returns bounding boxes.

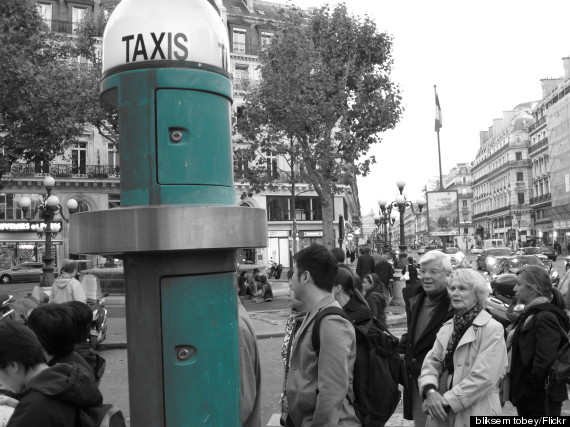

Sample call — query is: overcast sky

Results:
[279,0,570,217]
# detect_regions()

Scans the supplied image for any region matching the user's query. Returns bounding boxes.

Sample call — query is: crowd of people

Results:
[0,261,119,427]
[239,244,570,426]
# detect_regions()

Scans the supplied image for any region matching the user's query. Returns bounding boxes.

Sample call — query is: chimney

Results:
[479,131,489,145]
[563,57,570,80]
[540,78,561,98]
[488,125,494,139]
[503,110,516,125]
[493,118,504,134]
[242,0,254,12]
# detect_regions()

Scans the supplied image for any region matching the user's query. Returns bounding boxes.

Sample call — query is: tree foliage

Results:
[0,0,117,175]
[237,3,403,248]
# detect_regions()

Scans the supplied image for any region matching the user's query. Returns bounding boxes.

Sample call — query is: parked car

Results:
[538,246,557,261]
[0,262,46,284]
[470,245,483,255]
[515,247,550,263]
[476,248,512,270]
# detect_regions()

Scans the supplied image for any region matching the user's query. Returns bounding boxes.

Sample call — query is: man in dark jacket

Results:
[0,320,103,427]
[398,250,453,426]
[355,247,375,280]
[374,255,394,297]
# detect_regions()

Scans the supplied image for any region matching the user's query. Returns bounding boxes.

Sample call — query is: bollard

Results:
[69,0,267,425]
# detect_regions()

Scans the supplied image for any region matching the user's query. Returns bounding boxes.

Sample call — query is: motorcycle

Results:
[484,257,524,328]
[82,274,108,348]
[0,293,40,323]
[268,261,283,279]
[0,294,15,320]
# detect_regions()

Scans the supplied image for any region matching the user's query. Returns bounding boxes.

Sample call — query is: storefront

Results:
[267,230,290,267]
[298,230,323,250]
[0,221,63,269]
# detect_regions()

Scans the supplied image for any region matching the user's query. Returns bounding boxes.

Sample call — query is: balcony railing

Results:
[41,19,75,34]
[528,137,548,154]
[530,193,551,205]
[528,116,546,133]
[9,163,120,179]
[231,42,262,56]
[267,209,323,222]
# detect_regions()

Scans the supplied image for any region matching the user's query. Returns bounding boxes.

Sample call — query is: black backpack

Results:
[79,404,126,427]
[312,307,401,427]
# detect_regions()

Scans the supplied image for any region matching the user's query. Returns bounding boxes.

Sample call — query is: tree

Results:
[237,4,403,248]
[0,0,116,181]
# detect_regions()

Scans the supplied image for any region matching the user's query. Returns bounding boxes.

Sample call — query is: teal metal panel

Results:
[156,89,233,186]
[161,273,240,426]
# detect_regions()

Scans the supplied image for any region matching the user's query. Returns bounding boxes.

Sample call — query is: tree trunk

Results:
[320,187,335,249]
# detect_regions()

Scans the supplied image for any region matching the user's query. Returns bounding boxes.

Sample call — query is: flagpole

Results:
[434,84,443,190]
[434,84,447,251]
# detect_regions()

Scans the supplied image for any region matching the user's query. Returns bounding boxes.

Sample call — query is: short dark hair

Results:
[258,275,267,284]
[0,320,45,371]
[294,244,338,292]
[63,301,93,343]
[330,248,345,264]
[61,261,78,274]
[287,268,294,280]
[27,304,76,357]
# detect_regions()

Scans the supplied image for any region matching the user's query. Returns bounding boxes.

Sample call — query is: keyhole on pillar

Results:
[175,345,197,364]
[169,128,185,143]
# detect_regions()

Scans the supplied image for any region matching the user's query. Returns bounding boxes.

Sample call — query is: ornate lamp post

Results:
[376,199,399,253]
[379,180,426,260]
[19,176,77,286]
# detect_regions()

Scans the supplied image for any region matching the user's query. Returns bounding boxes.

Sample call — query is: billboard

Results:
[427,191,460,237]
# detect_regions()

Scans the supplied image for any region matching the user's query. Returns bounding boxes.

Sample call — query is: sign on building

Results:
[427,191,460,237]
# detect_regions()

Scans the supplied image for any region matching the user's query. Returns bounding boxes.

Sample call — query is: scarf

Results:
[443,302,483,373]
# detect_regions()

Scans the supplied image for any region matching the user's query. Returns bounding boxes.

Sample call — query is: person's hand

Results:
[423,390,449,420]
[0,395,18,408]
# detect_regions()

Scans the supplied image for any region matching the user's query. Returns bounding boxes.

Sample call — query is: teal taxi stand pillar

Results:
[69,0,267,425]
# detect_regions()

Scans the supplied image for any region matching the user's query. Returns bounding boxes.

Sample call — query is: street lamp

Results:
[376,200,398,253]
[379,180,426,259]
[19,176,77,286]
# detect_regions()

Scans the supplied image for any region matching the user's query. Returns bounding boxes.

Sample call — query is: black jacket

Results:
[399,289,452,420]
[374,261,394,288]
[364,285,387,328]
[510,303,569,409]
[7,363,103,427]
[356,254,375,279]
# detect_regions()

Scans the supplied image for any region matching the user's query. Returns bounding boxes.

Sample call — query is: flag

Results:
[435,89,442,132]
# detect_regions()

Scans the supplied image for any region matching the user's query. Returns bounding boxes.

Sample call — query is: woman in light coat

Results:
[418,269,507,427]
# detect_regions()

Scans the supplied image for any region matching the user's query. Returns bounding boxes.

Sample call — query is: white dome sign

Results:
[102,0,230,75]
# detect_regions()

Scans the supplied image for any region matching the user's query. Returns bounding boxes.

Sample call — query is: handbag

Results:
[402,271,410,282]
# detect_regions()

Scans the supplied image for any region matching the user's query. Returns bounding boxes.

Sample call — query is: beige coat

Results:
[418,310,507,427]
[286,295,361,427]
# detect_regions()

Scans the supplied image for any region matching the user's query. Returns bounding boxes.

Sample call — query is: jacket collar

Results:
[453,310,492,349]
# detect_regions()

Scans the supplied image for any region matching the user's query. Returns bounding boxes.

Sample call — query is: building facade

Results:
[472,104,534,247]
[443,163,475,251]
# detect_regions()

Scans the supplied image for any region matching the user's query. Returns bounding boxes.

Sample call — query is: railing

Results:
[473,159,532,185]
[9,163,120,179]
[528,116,546,133]
[528,137,548,154]
[267,209,323,222]
[42,19,75,34]
[530,193,551,205]
[231,42,262,56]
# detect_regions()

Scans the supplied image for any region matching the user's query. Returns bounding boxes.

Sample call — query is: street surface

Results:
[4,252,570,425]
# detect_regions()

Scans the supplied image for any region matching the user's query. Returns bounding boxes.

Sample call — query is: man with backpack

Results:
[285,244,360,427]
[0,320,103,426]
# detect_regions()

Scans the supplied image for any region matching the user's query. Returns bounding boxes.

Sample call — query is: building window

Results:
[462,200,468,208]
[517,193,525,205]
[0,194,25,220]
[107,143,120,169]
[267,196,322,221]
[264,150,278,178]
[71,142,87,175]
[108,194,120,209]
[234,149,250,179]
[232,29,246,53]
[71,6,87,33]
[516,172,523,182]
[260,32,273,47]
[37,3,52,30]
[515,152,522,160]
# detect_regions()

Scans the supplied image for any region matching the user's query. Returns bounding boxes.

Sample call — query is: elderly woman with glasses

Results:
[418,269,507,426]
[508,265,569,417]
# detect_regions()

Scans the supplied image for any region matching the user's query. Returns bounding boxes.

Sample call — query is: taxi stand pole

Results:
[69,0,267,425]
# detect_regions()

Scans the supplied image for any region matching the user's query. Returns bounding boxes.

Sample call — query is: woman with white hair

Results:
[418,269,507,426]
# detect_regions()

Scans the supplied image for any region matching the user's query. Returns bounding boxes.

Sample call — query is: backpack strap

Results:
[311,307,352,357]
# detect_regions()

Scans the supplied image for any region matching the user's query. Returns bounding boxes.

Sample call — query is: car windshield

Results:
[506,256,543,268]
[540,247,551,252]
[522,248,540,255]
[445,247,460,254]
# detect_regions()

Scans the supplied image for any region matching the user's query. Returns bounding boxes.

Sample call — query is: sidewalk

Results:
[101,278,407,349]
